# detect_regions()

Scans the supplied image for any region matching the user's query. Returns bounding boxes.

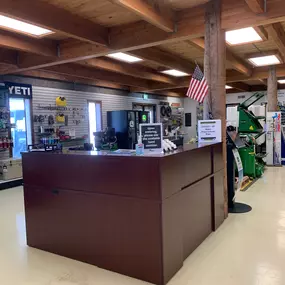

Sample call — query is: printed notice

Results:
[198,120,222,143]
[140,123,163,153]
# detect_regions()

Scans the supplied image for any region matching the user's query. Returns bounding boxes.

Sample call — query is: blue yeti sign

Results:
[5,82,32,98]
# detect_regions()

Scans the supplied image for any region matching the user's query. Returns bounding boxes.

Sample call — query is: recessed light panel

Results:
[0,15,53,37]
[226,85,233,89]
[248,55,281,67]
[226,27,262,45]
[161,69,189,77]
[278,79,285,84]
[106,52,142,63]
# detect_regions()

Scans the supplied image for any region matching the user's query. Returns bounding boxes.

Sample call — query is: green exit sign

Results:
[143,93,148,100]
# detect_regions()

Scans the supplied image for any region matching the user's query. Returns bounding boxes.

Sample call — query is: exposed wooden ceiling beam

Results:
[149,90,186,98]
[107,0,285,53]
[80,57,178,85]
[5,53,180,86]
[245,0,265,13]
[133,76,191,92]
[226,64,285,82]
[16,70,130,90]
[254,26,268,40]
[0,30,57,57]
[250,84,267,91]
[109,0,174,32]
[227,82,251,91]
[258,78,268,85]
[265,23,285,61]
[0,49,18,74]
[2,46,196,80]
[187,38,252,76]
[18,69,183,97]
[1,0,282,61]
[6,0,282,68]
[0,0,108,46]
[226,50,252,76]
[43,63,168,90]
[0,48,18,66]
[2,0,285,73]
[130,47,195,74]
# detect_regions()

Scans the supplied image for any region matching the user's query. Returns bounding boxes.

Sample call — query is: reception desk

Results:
[22,143,225,285]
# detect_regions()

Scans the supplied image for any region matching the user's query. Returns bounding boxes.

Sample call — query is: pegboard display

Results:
[31,86,183,143]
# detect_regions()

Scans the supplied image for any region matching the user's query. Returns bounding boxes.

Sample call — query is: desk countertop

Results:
[23,142,221,159]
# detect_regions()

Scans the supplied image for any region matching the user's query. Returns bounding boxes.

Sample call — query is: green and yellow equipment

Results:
[238,92,266,178]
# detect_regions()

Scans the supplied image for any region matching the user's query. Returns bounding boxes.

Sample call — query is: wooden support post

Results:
[204,0,228,218]
[267,66,278,111]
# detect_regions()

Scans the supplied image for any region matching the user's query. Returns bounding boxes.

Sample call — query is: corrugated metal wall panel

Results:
[32,86,183,142]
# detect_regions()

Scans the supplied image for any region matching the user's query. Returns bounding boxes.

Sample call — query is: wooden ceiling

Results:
[1,0,285,96]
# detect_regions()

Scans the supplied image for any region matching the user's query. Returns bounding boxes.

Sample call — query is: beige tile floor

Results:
[1,167,285,285]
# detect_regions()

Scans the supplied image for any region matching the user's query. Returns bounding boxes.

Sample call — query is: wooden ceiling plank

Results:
[132,76,191,92]
[187,37,252,76]
[2,0,285,70]
[42,63,167,89]
[151,90,185,98]
[80,57,178,85]
[265,23,285,61]
[0,0,108,46]
[0,30,57,57]
[0,48,18,66]
[109,0,174,32]
[3,0,285,74]
[227,82,251,91]
[245,0,265,14]
[130,47,196,74]
[254,26,268,40]
[226,64,285,82]
[186,38,205,52]
[6,52,179,86]
[250,84,267,91]
[107,0,285,53]
[226,49,252,76]
[16,70,129,90]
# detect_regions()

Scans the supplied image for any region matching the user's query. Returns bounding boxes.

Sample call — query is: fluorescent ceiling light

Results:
[226,85,233,89]
[0,15,53,37]
[248,55,281,66]
[107,52,142,63]
[226,27,262,45]
[161,69,189,77]
[278,79,285,84]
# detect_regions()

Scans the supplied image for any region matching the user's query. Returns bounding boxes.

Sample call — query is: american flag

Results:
[186,65,209,103]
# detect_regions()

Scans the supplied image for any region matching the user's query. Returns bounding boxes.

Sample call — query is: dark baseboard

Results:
[0,179,23,190]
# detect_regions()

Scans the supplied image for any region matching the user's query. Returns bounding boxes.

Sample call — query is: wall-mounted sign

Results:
[198,120,222,143]
[5,82,32,98]
[140,123,163,153]
[171,102,181,107]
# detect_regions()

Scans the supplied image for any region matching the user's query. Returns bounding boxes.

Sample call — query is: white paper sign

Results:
[198,120,222,143]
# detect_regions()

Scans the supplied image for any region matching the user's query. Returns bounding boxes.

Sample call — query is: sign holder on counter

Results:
[140,123,163,154]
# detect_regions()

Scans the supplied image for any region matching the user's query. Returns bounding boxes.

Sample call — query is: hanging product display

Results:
[0,137,13,149]
[56,96,67,107]
[56,114,65,123]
